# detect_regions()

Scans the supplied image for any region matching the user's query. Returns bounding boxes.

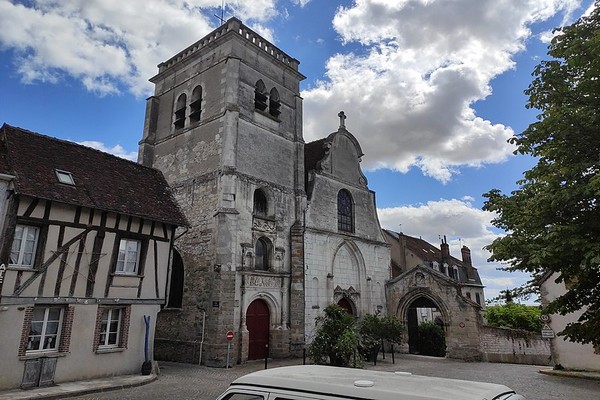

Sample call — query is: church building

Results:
[139,17,486,366]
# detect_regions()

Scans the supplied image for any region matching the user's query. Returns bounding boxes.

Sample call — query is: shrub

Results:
[417,322,446,357]
[485,303,542,332]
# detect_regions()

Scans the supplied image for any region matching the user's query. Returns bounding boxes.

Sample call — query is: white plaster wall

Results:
[0,303,160,390]
[542,273,600,371]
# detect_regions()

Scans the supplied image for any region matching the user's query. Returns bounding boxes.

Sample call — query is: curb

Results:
[538,368,600,381]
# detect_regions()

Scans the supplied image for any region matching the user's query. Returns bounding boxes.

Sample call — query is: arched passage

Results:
[246,299,270,360]
[405,296,446,356]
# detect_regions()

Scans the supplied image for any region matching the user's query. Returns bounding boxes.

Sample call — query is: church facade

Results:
[139,18,486,366]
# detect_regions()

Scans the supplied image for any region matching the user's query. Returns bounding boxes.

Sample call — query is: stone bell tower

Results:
[138,18,306,366]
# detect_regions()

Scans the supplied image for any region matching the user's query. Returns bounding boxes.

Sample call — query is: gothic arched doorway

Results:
[246,299,270,360]
[337,297,355,315]
[406,296,446,356]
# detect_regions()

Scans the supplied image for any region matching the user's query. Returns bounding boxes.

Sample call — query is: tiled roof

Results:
[1,124,188,226]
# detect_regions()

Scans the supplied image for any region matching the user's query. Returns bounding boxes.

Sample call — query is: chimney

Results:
[461,245,476,281]
[440,235,450,262]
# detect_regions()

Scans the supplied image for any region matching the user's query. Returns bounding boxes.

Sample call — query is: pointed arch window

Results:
[254,80,267,111]
[255,238,269,270]
[174,93,187,129]
[253,189,268,217]
[189,86,202,123]
[337,189,354,233]
[269,87,281,118]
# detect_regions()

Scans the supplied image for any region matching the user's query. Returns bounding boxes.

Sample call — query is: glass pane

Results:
[46,321,59,335]
[9,250,20,264]
[47,308,62,321]
[30,322,43,335]
[101,321,108,333]
[127,241,139,252]
[26,227,38,241]
[43,335,57,349]
[22,252,33,265]
[126,261,136,272]
[100,333,106,344]
[116,260,125,272]
[108,333,117,344]
[126,250,138,262]
[28,336,41,350]
[32,308,46,321]
[109,321,119,333]
[24,239,35,252]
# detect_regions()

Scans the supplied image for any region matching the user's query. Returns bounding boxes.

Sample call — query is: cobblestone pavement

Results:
[71,354,600,400]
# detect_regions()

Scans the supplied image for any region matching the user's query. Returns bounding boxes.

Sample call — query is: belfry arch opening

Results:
[406,296,446,357]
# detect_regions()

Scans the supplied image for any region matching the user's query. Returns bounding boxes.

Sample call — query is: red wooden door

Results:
[247,299,270,360]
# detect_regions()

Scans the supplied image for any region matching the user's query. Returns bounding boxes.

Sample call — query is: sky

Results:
[0,0,596,303]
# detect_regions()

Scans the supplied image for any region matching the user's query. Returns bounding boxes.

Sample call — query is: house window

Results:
[116,239,141,274]
[466,292,472,299]
[26,307,63,352]
[99,308,122,348]
[475,293,481,305]
[94,306,131,351]
[10,224,40,267]
[254,80,267,111]
[254,238,269,270]
[55,169,75,185]
[174,93,187,129]
[337,189,354,233]
[253,189,268,217]
[269,88,281,118]
[189,86,202,123]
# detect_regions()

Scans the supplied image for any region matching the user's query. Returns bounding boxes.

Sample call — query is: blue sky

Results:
[0,0,595,302]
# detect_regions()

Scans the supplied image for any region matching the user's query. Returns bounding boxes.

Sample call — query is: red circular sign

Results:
[226,330,234,342]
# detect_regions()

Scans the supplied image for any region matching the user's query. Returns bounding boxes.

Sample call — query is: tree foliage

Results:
[485,303,542,332]
[307,304,361,367]
[483,2,600,346]
[417,322,446,357]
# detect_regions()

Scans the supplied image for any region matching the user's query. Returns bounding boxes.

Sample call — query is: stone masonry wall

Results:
[480,326,551,365]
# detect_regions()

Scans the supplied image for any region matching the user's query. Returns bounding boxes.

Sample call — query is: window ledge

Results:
[111,273,144,278]
[95,347,126,354]
[20,351,68,360]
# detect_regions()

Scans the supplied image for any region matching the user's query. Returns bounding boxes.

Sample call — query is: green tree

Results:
[485,303,542,332]
[483,2,600,346]
[307,304,361,367]
[417,322,446,357]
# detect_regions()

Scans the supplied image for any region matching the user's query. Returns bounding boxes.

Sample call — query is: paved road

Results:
[71,355,600,400]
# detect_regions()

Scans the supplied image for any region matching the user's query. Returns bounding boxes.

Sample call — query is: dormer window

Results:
[55,169,75,185]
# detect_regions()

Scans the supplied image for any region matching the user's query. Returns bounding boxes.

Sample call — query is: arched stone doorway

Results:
[406,296,445,356]
[246,299,270,360]
[337,297,355,315]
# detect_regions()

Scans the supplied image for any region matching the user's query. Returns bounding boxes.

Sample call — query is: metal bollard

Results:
[264,344,269,369]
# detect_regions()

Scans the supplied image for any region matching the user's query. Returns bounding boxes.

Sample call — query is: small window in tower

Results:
[254,80,267,111]
[189,86,202,123]
[174,93,187,130]
[475,293,481,305]
[55,169,75,185]
[269,88,281,118]
[253,189,268,217]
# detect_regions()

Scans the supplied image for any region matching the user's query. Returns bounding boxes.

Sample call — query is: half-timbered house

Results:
[0,124,187,390]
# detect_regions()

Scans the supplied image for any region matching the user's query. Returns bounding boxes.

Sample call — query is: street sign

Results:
[540,314,551,323]
[226,330,234,342]
[541,324,555,338]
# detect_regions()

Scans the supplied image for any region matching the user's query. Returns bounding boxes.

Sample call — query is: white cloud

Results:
[78,140,138,161]
[0,0,277,96]
[303,0,581,182]
[291,0,312,6]
[378,198,531,299]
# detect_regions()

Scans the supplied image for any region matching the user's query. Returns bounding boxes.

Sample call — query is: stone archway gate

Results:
[386,265,483,361]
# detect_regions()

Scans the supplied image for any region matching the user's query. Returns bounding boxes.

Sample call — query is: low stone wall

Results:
[480,326,551,365]
[154,338,202,364]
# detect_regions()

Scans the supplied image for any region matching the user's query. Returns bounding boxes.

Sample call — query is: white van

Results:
[216,365,526,400]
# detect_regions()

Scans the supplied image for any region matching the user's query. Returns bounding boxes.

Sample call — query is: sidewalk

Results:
[0,373,157,400]
[538,368,600,381]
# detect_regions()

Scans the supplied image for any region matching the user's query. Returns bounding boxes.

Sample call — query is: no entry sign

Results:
[226,330,234,342]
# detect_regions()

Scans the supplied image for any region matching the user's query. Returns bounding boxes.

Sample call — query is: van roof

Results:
[230,365,516,400]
